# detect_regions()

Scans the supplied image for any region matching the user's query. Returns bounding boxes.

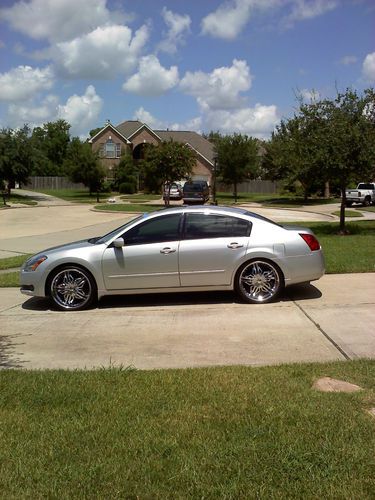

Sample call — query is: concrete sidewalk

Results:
[1,274,374,370]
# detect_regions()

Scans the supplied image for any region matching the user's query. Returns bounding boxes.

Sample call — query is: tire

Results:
[235,259,284,304]
[363,197,371,207]
[345,201,352,207]
[48,266,97,311]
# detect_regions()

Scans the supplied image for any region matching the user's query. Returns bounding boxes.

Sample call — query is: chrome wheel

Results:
[236,260,282,303]
[50,267,95,311]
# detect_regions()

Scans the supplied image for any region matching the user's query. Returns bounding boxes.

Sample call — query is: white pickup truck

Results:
[345,183,375,207]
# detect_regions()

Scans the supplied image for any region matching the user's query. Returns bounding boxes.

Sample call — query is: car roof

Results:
[143,205,279,225]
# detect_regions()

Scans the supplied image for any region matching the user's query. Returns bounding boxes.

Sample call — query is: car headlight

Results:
[23,255,48,272]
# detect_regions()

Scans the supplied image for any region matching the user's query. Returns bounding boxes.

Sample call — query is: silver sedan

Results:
[20,206,325,311]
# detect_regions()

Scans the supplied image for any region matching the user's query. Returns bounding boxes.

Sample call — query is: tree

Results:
[216,133,260,202]
[265,88,375,232]
[89,127,103,139]
[142,140,196,205]
[0,125,33,199]
[263,114,327,200]
[112,153,138,194]
[315,88,375,232]
[65,138,106,202]
[30,120,71,175]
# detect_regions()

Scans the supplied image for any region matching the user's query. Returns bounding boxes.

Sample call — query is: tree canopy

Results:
[215,133,260,202]
[65,138,106,202]
[263,87,375,231]
[142,140,196,203]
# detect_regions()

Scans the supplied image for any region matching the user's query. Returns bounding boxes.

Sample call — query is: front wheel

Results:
[48,266,97,311]
[235,260,283,304]
[363,197,371,207]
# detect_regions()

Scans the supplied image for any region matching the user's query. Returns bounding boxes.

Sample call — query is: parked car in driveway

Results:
[183,180,210,204]
[163,182,182,201]
[20,206,324,311]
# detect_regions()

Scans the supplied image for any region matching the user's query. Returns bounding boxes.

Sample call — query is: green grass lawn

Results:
[0,360,374,498]
[94,203,160,212]
[331,209,363,218]
[296,220,375,274]
[0,254,31,270]
[31,188,112,203]
[1,193,38,206]
[216,192,341,207]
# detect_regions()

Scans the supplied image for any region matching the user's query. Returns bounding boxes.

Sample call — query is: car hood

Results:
[39,238,102,256]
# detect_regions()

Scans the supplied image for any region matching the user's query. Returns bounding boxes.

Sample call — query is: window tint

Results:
[184,213,251,240]
[123,214,181,245]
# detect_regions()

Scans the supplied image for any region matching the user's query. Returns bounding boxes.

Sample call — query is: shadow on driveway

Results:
[21,283,322,312]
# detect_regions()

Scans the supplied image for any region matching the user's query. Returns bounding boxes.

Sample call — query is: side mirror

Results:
[113,238,125,248]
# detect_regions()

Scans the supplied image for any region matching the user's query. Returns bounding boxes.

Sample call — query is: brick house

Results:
[89,120,214,184]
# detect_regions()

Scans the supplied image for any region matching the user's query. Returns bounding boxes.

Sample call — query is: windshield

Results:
[95,214,145,244]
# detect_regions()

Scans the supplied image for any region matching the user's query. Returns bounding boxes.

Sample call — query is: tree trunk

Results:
[164,181,170,207]
[233,183,238,203]
[340,186,347,234]
[96,191,100,203]
[324,181,330,199]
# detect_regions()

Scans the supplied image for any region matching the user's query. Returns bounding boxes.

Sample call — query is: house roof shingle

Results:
[114,121,214,165]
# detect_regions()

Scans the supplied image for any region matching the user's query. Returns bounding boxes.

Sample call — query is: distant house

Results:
[89,120,215,184]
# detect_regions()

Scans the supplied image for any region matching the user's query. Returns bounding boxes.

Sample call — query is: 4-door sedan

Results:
[20,206,324,311]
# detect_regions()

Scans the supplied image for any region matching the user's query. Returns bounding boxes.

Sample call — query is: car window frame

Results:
[120,213,183,246]
[181,212,252,240]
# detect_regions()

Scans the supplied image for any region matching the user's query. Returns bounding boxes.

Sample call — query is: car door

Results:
[102,213,182,290]
[179,212,251,287]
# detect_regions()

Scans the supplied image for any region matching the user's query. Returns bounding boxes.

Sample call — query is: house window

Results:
[104,139,121,158]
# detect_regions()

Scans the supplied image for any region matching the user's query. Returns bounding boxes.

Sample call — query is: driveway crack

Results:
[294,301,351,360]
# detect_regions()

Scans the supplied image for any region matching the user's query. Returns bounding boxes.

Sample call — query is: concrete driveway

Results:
[1,191,374,370]
[1,273,374,370]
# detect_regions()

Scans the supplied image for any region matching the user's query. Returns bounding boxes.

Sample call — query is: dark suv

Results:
[183,180,210,204]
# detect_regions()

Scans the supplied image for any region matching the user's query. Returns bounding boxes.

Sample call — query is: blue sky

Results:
[0,0,374,139]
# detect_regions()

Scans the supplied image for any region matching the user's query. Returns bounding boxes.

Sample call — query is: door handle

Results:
[160,247,176,254]
[227,242,244,249]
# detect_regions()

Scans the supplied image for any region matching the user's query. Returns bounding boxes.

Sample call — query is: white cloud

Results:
[180,59,252,110]
[0,65,54,102]
[132,107,165,129]
[339,55,357,66]
[7,94,59,128]
[53,24,149,79]
[282,0,338,28]
[157,7,191,54]
[362,52,375,83]
[170,117,203,133]
[201,0,338,38]
[0,0,122,43]
[204,104,279,139]
[5,85,103,137]
[300,88,320,102]
[57,85,103,137]
[201,0,252,40]
[123,55,179,96]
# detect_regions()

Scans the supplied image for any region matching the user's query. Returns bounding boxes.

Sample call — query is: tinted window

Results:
[183,182,208,193]
[184,213,251,240]
[123,214,181,245]
[358,183,374,190]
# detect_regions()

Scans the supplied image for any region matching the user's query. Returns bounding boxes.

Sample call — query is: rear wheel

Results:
[48,266,97,311]
[235,260,283,304]
[345,201,352,207]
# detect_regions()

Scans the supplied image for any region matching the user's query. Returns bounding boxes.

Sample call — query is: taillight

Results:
[299,233,320,251]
